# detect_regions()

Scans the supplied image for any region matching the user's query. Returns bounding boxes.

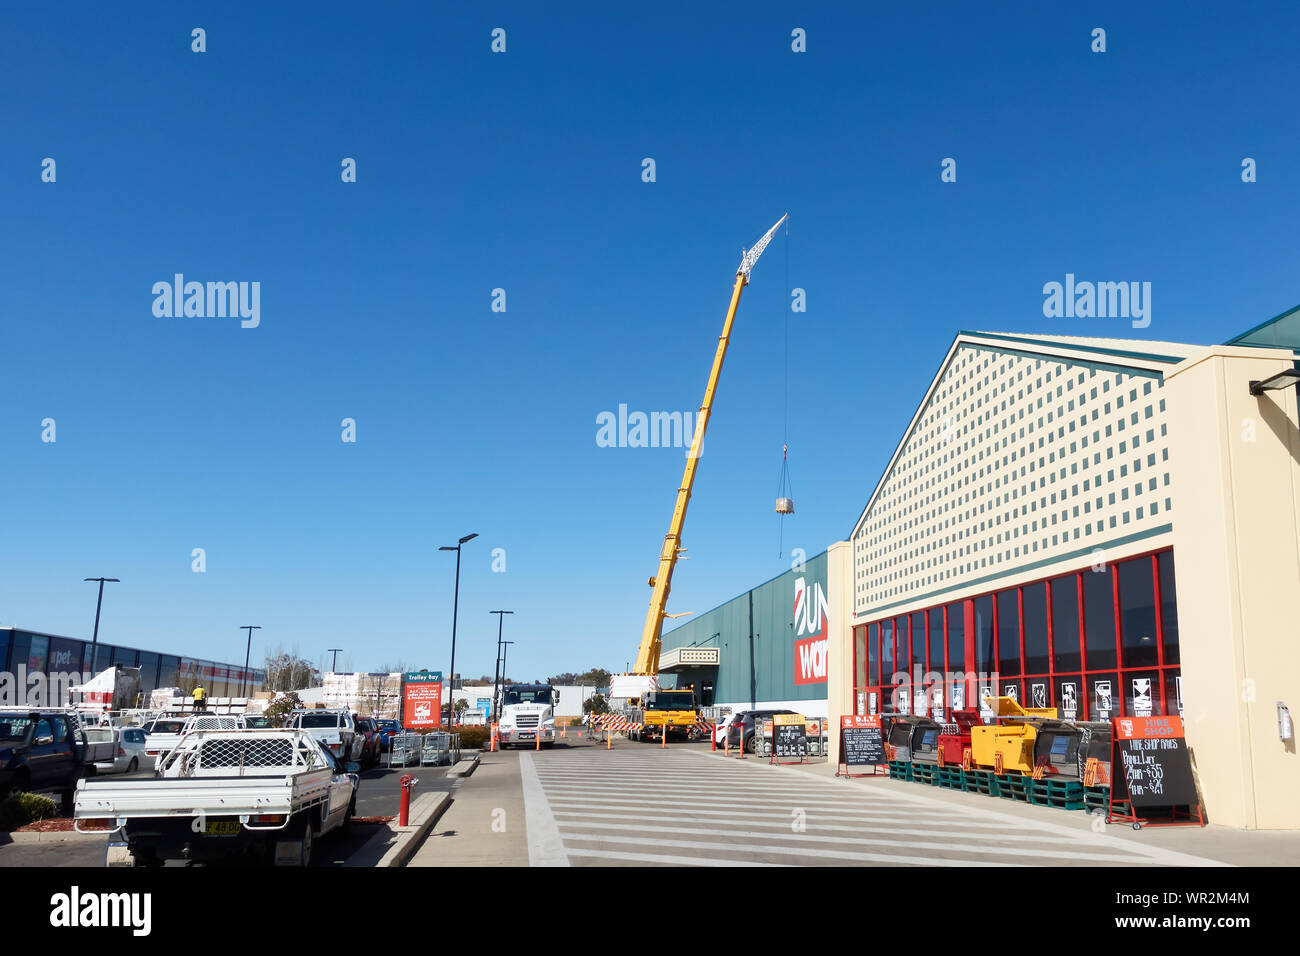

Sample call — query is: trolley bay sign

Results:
[402,671,443,729]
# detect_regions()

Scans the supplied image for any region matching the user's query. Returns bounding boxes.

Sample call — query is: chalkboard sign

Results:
[1111,716,1198,809]
[839,715,886,768]
[772,714,809,761]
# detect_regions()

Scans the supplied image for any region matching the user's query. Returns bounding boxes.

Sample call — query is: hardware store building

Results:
[668,307,1300,829]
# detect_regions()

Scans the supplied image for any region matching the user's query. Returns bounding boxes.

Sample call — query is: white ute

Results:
[142,713,245,760]
[74,728,359,867]
[287,709,362,763]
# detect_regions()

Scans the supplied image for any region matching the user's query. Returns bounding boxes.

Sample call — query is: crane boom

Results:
[632,214,788,676]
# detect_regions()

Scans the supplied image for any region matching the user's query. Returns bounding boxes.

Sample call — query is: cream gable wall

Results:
[852,338,1177,620]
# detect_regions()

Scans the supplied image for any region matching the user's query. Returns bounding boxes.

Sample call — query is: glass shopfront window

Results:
[1023,583,1049,674]
[911,612,925,676]
[137,652,159,692]
[946,602,964,668]
[1082,569,1117,671]
[1119,557,1158,669]
[1089,672,1119,721]
[974,595,994,674]
[1054,676,1083,719]
[860,549,1181,724]
[996,590,1020,676]
[159,655,181,688]
[1051,576,1081,672]
[26,635,49,672]
[881,619,895,683]
[112,646,138,667]
[1124,670,1161,717]
[868,624,878,685]
[1159,551,1179,665]
[928,609,944,674]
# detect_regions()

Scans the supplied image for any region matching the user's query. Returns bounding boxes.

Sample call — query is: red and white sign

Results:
[792,576,829,686]
[402,681,443,729]
[842,714,881,729]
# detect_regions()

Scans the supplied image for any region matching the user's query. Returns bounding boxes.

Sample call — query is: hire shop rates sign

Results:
[402,671,443,729]
[1108,715,1203,827]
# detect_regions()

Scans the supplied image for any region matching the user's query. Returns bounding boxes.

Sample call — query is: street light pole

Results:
[490,611,514,722]
[440,533,478,729]
[499,640,514,711]
[327,648,343,673]
[83,577,120,674]
[240,626,262,697]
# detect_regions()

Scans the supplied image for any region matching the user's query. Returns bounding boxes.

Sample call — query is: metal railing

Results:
[389,732,423,767]
[420,732,462,766]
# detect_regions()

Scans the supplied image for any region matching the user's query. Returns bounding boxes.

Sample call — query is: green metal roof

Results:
[1225,303,1300,351]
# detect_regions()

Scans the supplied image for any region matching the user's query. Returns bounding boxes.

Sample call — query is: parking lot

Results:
[408,733,1300,868]
[0,754,456,868]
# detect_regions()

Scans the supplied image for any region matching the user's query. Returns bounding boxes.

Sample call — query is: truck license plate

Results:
[204,821,241,836]
[518,731,534,739]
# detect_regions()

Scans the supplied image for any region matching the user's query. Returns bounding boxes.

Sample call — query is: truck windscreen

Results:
[646,694,694,711]
[503,687,552,705]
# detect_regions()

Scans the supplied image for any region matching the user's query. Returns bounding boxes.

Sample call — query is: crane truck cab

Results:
[608,674,699,742]
[496,684,558,749]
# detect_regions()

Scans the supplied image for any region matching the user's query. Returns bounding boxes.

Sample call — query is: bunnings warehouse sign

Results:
[402,671,443,729]
[793,574,829,686]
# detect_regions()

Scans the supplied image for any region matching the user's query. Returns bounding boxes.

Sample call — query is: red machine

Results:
[937,709,981,766]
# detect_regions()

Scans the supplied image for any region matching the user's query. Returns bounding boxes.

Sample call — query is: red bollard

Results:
[399,773,417,826]
[711,723,717,752]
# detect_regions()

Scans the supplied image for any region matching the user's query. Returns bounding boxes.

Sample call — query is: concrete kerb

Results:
[343,790,452,868]
[446,753,481,778]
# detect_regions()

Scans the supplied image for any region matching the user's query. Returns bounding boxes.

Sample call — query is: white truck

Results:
[141,713,245,760]
[73,728,359,867]
[287,709,362,763]
[495,683,558,749]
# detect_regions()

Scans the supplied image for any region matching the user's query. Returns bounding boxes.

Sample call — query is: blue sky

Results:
[2,3,1297,682]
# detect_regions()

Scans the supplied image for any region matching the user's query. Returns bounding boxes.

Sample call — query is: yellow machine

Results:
[970,696,1059,775]
[613,217,785,738]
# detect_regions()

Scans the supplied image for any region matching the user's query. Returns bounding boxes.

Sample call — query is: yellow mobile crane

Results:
[613,215,788,741]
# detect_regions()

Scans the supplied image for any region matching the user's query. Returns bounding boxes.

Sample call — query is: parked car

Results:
[76,728,359,867]
[0,709,115,810]
[713,710,745,747]
[244,715,271,729]
[287,710,361,763]
[725,709,798,755]
[92,726,153,775]
[351,717,382,768]
[376,719,403,751]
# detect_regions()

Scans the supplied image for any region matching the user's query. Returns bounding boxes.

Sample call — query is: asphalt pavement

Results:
[0,752,457,868]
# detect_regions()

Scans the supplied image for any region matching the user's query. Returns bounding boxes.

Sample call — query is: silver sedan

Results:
[94,726,155,775]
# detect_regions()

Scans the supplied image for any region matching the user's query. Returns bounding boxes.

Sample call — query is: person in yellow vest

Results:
[192,684,207,712]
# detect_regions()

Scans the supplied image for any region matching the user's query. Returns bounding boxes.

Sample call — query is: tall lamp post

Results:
[490,610,514,722]
[327,648,343,673]
[240,626,262,697]
[499,641,514,711]
[83,577,120,673]
[439,533,478,728]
